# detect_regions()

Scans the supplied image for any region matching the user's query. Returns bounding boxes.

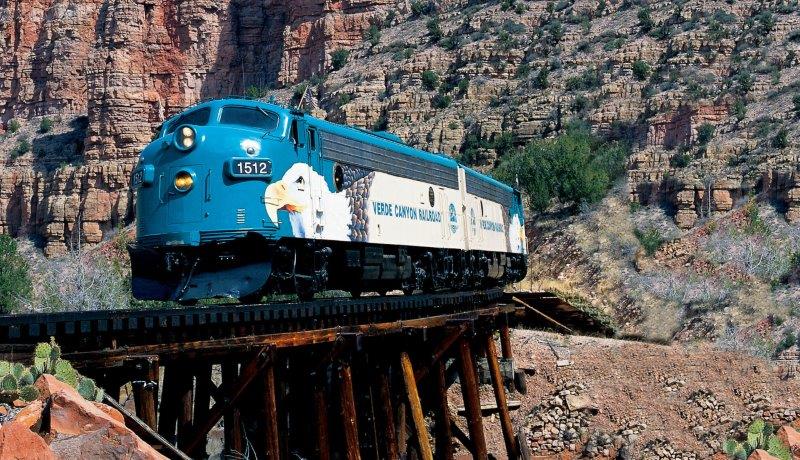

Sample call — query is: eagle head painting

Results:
[264,163,353,241]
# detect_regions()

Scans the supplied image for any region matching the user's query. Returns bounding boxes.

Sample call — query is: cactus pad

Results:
[11,363,24,379]
[0,361,10,376]
[77,377,97,400]
[18,370,34,386]
[1,374,17,392]
[34,342,51,359]
[19,385,39,402]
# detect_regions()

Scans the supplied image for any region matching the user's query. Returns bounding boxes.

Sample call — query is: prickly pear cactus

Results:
[1,374,17,392]
[77,377,97,400]
[34,342,51,360]
[18,385,39,402]
[54,360,78,388]
[11,363,24,379]
[18,370,33,386]
[0,361,10,376]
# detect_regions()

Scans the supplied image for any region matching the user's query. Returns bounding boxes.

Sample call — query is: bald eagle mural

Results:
[264,163,373,242]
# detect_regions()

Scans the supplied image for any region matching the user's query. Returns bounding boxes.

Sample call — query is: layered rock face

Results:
[0,0,393,254]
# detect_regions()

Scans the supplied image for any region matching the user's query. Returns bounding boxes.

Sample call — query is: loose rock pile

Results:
[679,389,730,450]
[521,381,597,454]
[641,438,699,460]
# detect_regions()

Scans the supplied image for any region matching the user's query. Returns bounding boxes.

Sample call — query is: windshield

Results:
[165,107,211,135]
[220,106,279,132]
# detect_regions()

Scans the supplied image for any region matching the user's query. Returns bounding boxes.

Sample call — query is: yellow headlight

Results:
[174,171,194,192]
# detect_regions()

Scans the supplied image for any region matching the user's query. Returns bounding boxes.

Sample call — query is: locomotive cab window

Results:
[165,107,211,135]
[307,128,317,151]
[220,106,279,132]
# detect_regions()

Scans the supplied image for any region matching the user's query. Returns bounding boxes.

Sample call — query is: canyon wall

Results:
[0,0,394,254]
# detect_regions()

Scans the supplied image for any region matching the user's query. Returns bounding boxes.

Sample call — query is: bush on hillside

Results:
[493,123,630,213]
[632,60,651,81]
[0,235,31,313]
[7,119,20,134]
[421,70,439,90]
[39,117,54,134]
[331,49,350,71]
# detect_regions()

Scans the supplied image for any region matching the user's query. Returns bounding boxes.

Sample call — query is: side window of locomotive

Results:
[219,106,279,132]
[307,128,317,151]
[165,107,211,135]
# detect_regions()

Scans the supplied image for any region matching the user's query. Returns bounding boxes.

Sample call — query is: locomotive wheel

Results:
[349,289,362,298]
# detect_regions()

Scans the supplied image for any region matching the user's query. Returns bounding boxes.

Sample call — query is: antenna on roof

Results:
[296,85,309,110]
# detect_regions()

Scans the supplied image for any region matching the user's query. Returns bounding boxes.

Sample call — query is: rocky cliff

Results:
[0,0,798,257]
[0,0,394,254]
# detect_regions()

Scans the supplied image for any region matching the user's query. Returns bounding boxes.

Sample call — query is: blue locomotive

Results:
[129,98,527,302]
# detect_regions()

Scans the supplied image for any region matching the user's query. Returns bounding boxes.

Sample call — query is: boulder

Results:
[47,389,167,459]
[777,425,800,459]
[565,394,598,414]
[0,420,57,460]
[34,374,76,399]
[748,449,781,460]
[12,400,44,430]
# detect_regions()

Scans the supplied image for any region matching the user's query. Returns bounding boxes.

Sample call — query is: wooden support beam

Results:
[176,363,194,449]
[456,338,488,460]
[485,335,520,459]
[222,362,243,457]
[376,371,398,460]
[512,296,573,334]
[401,352,433,460]
[499,323,513,360]
[434,359,454,460]
[397,401,408,458]
[314,376,331,460]
[414,325,467,382]
[132,357,159,431]
[184,347,273,455]
[338,361,361,460]
[158,364,179,444]
[448,416,474,455]
[193,363,212,434]
[263,359,280,460]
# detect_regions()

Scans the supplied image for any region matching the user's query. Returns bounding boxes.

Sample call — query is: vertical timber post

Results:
[434,359,454,460]
[132,356,159,431]
[376,370,399,460]
[263,357,280,459]
[456,338,488,460]
[158,363,179,444]
[485,335,520,459]
[400,352,433,460]
[190,362,212,457]
[500,323,513,360]
[338,361,361,460]
[314,373,331,460]
[177,363,194,449]
[222,361,243,456]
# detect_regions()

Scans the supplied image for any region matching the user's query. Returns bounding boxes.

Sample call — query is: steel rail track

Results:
[0,289,505,352]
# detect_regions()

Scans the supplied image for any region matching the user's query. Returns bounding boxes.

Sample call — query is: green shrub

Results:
[364,24,381,47]
[39,117,54,134]
[545,20,564,43]
[0,235,31,313]
[565,67,603,91]
[410,0,432,16]
[426,17,442,42]
[7,119,20,134]
[732,99,747,122]
[331,49,350,71]
[638,8,654,32]
[493,123,629,213]
[670,152,692,168]
[421,70,439,90]
[634,227,664,256]
[10,137,30,160]
[534,67,549,89]
[776,331,797,354]
[337,93,352,107]
[432,94,452,109]
[736,70,755,94]
[773,128,789,149]
[789,30,800,42]
[696,123,715,145]
[632,60,650,81]
[754,11,775,36]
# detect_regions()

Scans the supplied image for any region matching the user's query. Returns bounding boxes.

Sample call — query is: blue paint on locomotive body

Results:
[130,98,527,301]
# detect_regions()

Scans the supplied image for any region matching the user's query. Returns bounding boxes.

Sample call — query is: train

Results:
[128,98,527,302]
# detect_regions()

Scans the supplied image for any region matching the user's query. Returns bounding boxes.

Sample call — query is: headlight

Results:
[174,125,196,151]
[174,170,194,192]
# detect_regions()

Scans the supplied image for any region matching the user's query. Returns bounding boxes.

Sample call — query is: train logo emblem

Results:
[448,203,458,234]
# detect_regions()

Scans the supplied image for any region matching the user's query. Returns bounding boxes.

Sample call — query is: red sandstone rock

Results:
[47,388,166,459]
[12,400,44,430]
[778,425,800,459]
[748,449,781,460]
[0,420,57,460]
[90,401,125,425]
[34,374,75,399]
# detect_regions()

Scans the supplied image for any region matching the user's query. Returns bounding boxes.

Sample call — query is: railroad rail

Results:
[0,291,612,459]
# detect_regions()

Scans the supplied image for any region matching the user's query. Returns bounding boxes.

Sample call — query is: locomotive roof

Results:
[166,98,517,195]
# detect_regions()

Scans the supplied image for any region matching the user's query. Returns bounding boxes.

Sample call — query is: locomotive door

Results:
[438,186,449,243]
[305,125,323,239]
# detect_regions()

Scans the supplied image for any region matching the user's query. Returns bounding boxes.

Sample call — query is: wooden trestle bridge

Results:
[0,290,611,459]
